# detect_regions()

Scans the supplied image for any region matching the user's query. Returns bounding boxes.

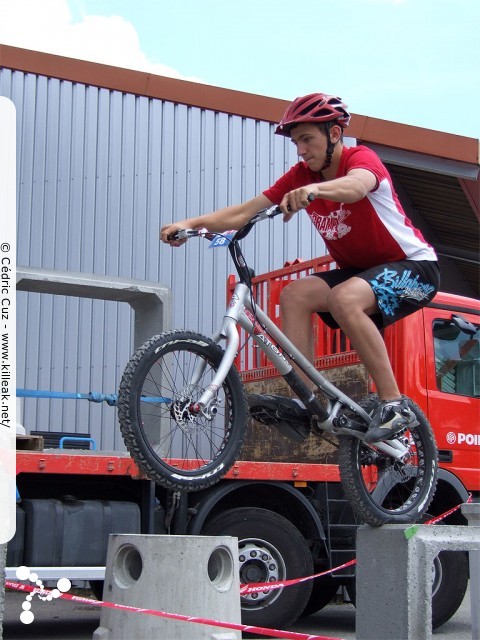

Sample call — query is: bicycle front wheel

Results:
[338,395,438,526]
[118,330,248,491]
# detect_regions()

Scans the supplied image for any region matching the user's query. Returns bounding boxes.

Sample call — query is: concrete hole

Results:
[113,544,143,588]
[207,545,234,592]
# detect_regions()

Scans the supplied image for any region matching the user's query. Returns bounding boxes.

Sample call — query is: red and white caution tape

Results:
[241,495,473,595]
[6,498,471,639]
[5,580,345,640]
[424,493,473,525]
[240,559,356,595]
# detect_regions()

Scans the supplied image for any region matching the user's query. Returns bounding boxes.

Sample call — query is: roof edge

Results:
[1,44,478,166]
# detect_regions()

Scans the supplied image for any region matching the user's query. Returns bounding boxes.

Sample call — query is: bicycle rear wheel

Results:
[338,395,438,526]
[118,330,248,491]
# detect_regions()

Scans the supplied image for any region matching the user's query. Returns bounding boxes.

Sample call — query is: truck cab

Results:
[385,292,480,507]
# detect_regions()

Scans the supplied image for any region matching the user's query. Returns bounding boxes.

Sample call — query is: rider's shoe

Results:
[364,397,415,443]
[248,394,311,443]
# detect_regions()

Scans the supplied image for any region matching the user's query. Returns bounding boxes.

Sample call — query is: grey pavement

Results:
[1,586,473,639]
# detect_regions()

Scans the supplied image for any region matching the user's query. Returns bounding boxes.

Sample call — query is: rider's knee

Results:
[281,278,331,315]
[279,280,303,310]
[328,285,359,320]
[329,280,377,323]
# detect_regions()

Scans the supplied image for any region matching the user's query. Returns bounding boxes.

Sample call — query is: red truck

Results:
[9,257,479,631]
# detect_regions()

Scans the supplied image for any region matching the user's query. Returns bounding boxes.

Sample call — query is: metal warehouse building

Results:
[1,44,479,449]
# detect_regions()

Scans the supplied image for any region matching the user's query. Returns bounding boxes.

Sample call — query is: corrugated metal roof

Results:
[386,164,479,298]
[1,44,478,164]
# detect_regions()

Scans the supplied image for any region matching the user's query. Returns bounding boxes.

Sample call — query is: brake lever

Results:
[168,228,208,241]
[286,193,315,212]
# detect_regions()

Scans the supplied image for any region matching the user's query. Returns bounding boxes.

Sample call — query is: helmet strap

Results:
[322,123,336,170]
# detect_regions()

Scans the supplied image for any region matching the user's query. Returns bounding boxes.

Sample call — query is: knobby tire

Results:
[117,330,248,491]
[338,395,438,526]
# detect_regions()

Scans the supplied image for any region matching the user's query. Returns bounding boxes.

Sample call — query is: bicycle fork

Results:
[188,302,242,417]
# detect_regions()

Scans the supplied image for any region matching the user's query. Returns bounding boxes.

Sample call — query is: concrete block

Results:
[462,503,480,640]
[93,534,241,640]
[356,520,480,640]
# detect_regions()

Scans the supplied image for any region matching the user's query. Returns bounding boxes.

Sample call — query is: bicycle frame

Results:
[175,209,410,460]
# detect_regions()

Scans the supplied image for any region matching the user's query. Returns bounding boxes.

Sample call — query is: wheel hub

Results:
[170,397,197,429]
[238,540,282,605]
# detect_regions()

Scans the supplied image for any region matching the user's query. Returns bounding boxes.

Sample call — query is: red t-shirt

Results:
[263,145,437,269]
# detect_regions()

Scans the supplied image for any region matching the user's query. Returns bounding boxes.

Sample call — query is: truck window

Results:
[433,318,480,398]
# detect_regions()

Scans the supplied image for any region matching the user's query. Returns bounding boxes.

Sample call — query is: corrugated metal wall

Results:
[1,68,327,448]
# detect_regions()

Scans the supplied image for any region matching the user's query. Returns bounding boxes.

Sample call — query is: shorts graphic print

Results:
[369,267,437,317]
[312,259,440,330]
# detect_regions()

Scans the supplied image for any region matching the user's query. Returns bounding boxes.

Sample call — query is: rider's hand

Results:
[280,186,317,222]
[160,223,188,247]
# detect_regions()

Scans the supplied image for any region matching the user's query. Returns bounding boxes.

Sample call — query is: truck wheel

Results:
[345,549,468,630]
[431,549,469,629]
[202,507,313,629]
[301,575,339,617]
[88,580,104,600]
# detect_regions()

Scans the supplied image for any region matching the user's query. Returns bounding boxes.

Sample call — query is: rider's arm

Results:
[280,168,377,219]
[160,193,273,244]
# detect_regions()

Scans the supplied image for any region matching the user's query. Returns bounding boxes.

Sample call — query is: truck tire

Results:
[88,580,104,600]
[202,507,313,629]
[118,331,247,491]
[301,575,339,617]
[339,395,438,525]
[431,549,469,629]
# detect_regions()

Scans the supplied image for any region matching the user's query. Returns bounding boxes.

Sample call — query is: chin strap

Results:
[321,123,336,170]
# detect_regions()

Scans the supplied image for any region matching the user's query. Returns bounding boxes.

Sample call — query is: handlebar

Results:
[167,193,315,243]
[167,205,283,242]
[167,194,314,284]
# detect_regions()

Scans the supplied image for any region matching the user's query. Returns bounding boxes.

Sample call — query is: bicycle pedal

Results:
[395,418,419,434]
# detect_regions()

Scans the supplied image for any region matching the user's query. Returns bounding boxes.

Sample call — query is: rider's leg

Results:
[247,276,330,440]
[326,277,401,401]
[281,274,401,400]
[326,277,415,441]
[279,276,331,388]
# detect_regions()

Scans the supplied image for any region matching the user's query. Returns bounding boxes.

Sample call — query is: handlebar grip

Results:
[167,228,209,242]
[167,229,190,241]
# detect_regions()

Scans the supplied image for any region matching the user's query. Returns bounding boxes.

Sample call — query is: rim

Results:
[238,537,286,609]
[432,555,443,597]
[357,427,432,515]
[136,346,234,476]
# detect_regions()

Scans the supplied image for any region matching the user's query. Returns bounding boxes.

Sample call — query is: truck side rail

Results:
[227,256,360,380]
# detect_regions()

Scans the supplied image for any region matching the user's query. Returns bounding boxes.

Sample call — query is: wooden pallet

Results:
[16,434,44,451]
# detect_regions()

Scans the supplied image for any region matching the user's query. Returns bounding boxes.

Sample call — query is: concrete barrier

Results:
[16,267,172,351]
[93,534,241,640]
[355,504,480,640]
[462,503,480,640]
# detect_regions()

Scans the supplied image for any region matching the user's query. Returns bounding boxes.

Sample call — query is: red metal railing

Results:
[227,256,361,380]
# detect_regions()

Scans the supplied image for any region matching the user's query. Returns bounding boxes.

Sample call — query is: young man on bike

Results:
[161,93,440,443]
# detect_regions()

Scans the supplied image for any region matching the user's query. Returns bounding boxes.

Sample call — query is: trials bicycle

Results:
[118,205,438,526]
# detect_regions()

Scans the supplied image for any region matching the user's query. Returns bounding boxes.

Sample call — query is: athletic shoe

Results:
[248,394,311,442]
[364,397,415,443]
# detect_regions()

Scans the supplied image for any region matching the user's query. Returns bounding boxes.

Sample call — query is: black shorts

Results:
[312,260,440,330]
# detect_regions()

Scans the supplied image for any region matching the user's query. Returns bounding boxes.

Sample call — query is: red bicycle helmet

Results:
[275,93,350,136]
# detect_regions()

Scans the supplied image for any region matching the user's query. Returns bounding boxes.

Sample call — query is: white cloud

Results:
[0,0,202,82]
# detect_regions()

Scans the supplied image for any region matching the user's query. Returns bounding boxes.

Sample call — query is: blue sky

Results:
[0,0,478,138]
